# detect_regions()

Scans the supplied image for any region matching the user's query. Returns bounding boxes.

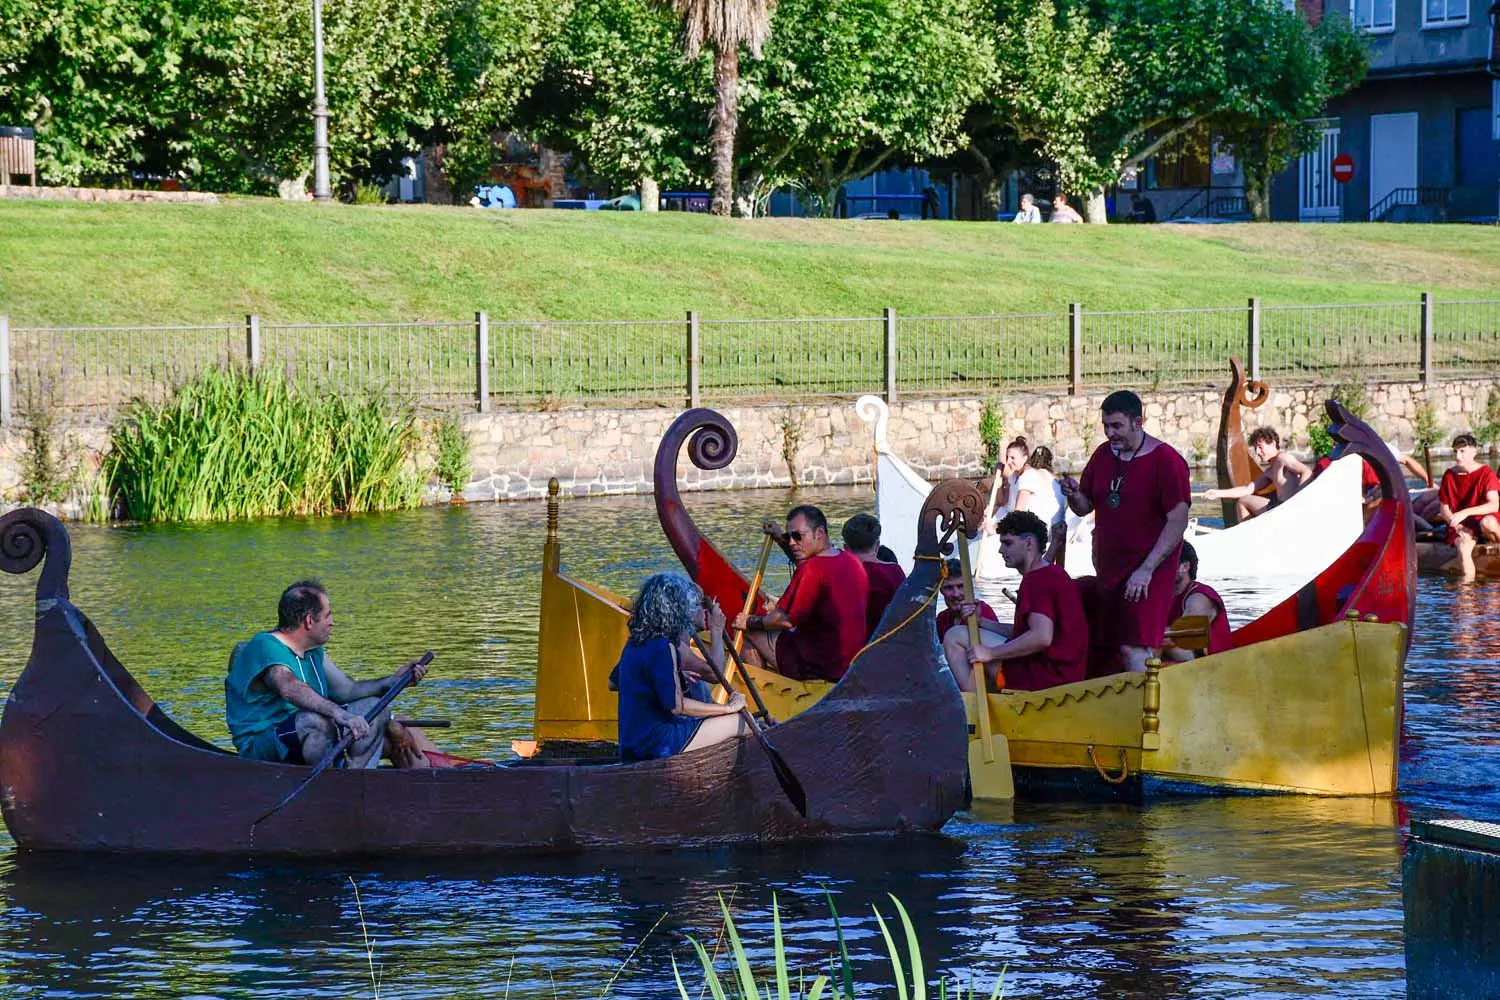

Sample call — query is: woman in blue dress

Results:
[615,573,748,761]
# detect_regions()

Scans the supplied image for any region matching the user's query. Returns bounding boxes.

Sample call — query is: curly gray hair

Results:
[628,572,701,645]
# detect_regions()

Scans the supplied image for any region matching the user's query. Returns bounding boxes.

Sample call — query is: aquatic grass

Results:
[674,893,1005,1000]
[106,367,423,522]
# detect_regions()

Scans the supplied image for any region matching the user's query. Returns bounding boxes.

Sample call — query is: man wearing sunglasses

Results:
[731,505,869,682]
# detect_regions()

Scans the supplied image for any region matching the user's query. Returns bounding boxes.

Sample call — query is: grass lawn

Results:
[2,198,1499,325]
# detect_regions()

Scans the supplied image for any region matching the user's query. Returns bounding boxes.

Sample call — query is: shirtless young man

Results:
[1438,433,1500,580]
[1203,427,1311,520]
[1060,390,1191,675]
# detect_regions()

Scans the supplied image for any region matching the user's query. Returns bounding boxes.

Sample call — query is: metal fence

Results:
[2,294,1497,420]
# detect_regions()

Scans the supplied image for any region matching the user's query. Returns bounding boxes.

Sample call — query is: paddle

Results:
[252,651,434,828]
[955,533,996,763]
[715,530,774,705]
[690,634,808,817]
[719,629,774,724]
[1163,615,1213,653]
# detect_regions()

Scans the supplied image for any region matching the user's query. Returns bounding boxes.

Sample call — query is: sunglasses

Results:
[788,529,814,542]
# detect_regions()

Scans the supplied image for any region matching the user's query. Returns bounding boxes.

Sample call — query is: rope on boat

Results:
[1088,744,1130,785]
[846,554,948,670]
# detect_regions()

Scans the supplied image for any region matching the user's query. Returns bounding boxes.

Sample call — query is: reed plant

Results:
[106,367,423,522]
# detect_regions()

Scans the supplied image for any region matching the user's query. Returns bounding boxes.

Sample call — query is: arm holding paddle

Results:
[967,603,1050,670]
[260,666,371,742]
[761,518,795,561]
[322,654,431,702]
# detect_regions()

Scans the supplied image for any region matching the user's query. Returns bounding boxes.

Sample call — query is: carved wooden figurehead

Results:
[1215,357,1272,528]
[0,507,71,603]
[917,479,986,557]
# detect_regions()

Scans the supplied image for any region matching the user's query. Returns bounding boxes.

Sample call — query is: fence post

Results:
[686,310,700,407]
[1247,297,1261,381]
[1419,291,1434,388]
[475,310,490,413]
[1068,303,1083,396]
[884,307,897,402]
[0,315,10,426]
[245,314,261,371]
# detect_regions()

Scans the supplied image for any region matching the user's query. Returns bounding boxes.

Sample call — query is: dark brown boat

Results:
[1215,357,1273,527]
[0,494,973,857]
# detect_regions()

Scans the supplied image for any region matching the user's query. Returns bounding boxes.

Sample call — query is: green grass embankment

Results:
[2,198,1498,325]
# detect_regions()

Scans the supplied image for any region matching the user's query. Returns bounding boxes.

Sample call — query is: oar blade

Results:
[759,734,808,817]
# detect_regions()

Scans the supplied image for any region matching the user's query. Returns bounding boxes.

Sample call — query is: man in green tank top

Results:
[225,580,431,767]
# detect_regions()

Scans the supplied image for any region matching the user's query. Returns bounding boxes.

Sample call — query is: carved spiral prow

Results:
[917,480,986,557]
[855,395,891,452]
[1328,399,1409,507]
[1216,357,1272,527]
[653,409,754,612]
[0,507,72,602]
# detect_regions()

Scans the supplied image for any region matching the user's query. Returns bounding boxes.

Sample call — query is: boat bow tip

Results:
[0,507,71,602]
[854,395,891,452]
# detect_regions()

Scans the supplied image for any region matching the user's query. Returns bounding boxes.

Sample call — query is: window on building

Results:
[1144,132,1211,189]
[1351,0,1395,30]
[1424,0,1467,25]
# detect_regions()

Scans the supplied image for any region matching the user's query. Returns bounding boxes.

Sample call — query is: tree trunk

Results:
[640,174,659,212]
[1246,171,1271,222]
[968,148,1000,220]
[709,45,739,218]
[1084,189,1109,224]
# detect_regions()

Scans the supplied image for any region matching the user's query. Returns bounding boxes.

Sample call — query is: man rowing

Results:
[732,505,869,682]
[1203,426,1310,520]
[1161,541,1232,661]
[226,580,434,767]
[947,511,1088,692]
[1060,390,1191,675]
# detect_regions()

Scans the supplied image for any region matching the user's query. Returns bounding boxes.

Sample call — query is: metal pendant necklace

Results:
[1106,438,1142,509]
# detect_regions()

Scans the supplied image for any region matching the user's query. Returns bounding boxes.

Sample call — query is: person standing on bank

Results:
[1060,390,1191,675]
[225,580,432,768]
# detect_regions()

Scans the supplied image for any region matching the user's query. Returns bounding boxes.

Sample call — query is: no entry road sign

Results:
[1331,153,1355,184]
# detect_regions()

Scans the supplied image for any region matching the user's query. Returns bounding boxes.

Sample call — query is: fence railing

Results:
[2,293,1497,420]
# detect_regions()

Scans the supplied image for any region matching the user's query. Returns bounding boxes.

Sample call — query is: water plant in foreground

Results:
[674,892,1006,1000]
[106,367,423,522]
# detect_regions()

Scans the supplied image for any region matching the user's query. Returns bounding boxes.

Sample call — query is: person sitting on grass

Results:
[614,573,748,761]
[1161,542,1233,661]
[1438,433,1500,580]
[1203,427,1311,520]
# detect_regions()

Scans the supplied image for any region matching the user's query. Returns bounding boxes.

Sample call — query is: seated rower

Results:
[936,557,998,642]
[1161,541,1233,661]
[225,580,436,768]
[1203,427,1310,520]
[1439,433,1500,580]
[615,573,748,761]
[732,505,869,682]
[842,513,907,638]
[948,511,1089,692]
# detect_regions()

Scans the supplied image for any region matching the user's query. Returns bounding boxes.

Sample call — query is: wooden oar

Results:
[717,532,775,703]
[1163,614,1213,653]
[720,630,774,723]
[252,651,434,828]
[955,535,996,763]
[690,634,807,817]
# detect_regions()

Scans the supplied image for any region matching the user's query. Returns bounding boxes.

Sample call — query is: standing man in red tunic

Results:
[732,505,870,682]
[1060,390,1191,675]
[1162,541,1233,661]
[841,513,907,638]
[957,511,1089,692]
[1438,432,1500,580]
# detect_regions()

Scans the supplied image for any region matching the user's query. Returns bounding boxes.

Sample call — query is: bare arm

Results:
[1060,475,1093,516]
[969,612,1053,664]
[260,665,366,734]
[669,646,743,718]
[1207,469,1272,501]
[323,656,426,703]
[1450,489,1500,524]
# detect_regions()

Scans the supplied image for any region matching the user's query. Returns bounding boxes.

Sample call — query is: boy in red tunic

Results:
[1438,433,1500,580]
[732,505,870,682]
[959,511,1089,692]
[937,559,999,686]
[1060,390,1191,675]
[841,513,907,638]
[1162,541,1233,661]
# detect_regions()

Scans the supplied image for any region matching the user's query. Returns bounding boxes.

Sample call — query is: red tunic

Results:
[861,560,907,637]
[1078,440,1191,661]
[1002,564,1088,691]
[937,600,998,638]
[1168,581,1233,657]
[775,549,870,682]
[1439,464,1500,542]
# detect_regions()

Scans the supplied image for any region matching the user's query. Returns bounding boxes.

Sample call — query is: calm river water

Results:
[0,486,1495,999]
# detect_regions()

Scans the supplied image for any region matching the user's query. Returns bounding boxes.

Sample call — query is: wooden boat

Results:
[0,491,972,856]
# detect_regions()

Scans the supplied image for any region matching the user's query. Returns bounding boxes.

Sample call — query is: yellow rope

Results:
[847,553,948,668]
[1088,744,1130,785]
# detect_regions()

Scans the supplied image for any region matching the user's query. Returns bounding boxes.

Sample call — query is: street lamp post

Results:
[311,0,331,202]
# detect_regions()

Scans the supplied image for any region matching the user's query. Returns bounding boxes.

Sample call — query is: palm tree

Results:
[670,0,775,216]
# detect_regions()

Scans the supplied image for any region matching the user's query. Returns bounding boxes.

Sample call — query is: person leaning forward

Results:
[732,504,869,682]
[225,580,432,768]
[1060,390,1191,675]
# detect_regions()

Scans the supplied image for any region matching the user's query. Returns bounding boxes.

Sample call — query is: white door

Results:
[1369,112,1419,220]
[1298,121,1342,221]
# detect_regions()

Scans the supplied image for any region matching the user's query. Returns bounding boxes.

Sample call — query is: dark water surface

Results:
[0,487,1495,999]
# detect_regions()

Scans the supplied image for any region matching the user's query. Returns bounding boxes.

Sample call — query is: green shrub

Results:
[350,181,388,205]
[106,368,422,522]
[1474,388,1500,457]
[433,414,472,494]
[979,400,1002,471]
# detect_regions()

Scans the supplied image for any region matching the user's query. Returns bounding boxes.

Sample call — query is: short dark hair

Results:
[1178,541,1199,581]
[1453,432,1479,449]
[787,504,828,535]
[1247,426,1280,449]
[278,580,327,630]
[841,513,881,553]
[1100,390,1143,420]
[997,510,1048,552]
[877,544,899,564]
[943,558,963,580]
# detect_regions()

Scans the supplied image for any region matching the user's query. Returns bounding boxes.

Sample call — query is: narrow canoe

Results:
[0,493,973,856]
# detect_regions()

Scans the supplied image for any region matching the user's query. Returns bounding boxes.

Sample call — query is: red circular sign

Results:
[1331,153,1355,184]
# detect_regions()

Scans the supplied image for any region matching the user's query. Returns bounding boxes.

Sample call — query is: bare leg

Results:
[385,720,434,768]
[683,713,750,752]
[1456,527,1479,580]
[943,621,1010,692]
[1120,644,1152,674]
[1236,494,1271,521]
[1480,515,1500,544]
[341,696,390,768]
[739,631,777,670]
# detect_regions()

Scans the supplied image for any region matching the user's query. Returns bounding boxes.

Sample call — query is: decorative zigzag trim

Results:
[1006,674,1142,715]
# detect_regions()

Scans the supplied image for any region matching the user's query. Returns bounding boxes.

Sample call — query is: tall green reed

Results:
[107,368,423,522]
